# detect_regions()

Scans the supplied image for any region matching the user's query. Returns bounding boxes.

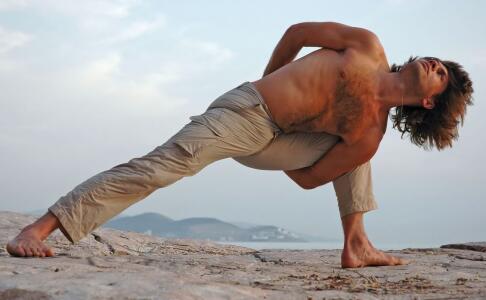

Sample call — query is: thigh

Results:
[233,132,340,170]
[164,107,277,175]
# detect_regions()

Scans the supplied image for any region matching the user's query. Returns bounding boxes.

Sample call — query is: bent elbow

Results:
[291,177,316,190]
[287,22,303,31]
[300,182,316,190]
[285,23,303,39]
[285,169,328,190]
[298,178,328,190]
[285,23,299,37]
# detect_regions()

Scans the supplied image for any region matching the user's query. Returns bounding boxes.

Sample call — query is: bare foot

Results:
[341,237,409,268]
[6,226,54,258]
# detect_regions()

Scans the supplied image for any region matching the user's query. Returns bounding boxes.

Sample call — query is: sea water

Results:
[217,241,442,250]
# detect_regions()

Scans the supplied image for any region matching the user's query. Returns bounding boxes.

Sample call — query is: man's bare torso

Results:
[253,47,390,145]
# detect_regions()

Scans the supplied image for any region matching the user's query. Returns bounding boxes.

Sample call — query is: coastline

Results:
[2,211,485,299]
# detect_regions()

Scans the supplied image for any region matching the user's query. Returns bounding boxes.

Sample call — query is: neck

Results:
[376,72,419,112]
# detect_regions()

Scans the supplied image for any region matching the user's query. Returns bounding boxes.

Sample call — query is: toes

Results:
[343,247,411,268]
[396,257,410,265]
[40,245,52,257]
[10,245,26,257]
[24,247,33,257]
[6,242,18,256]
[7,236,54,258]
[367,250,401,267]
[34,247,43,257]
[17,246,26,257]
[30,247,40,257]
[36,247,45,258]
[391,256,400,265]
[384,253,400,265]
[43,246,54,257]
[385,253,410,266]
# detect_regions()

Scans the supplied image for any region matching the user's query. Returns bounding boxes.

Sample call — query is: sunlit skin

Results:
[7,211,64,257]
[254,23,449,267]
[7,22,449,268]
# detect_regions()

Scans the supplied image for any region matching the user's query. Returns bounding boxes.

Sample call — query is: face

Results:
[401,56,449,108]
[418,57,449,96]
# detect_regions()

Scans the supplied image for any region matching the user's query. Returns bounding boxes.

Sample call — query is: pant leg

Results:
[332,162,377,218]
[233,132,378,218]
[49,83,279,243]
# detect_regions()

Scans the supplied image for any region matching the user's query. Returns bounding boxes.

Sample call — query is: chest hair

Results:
[332,72,374,135]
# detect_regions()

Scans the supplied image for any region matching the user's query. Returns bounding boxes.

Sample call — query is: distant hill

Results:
[104,213,306,242]
[228,221,338,242]
[105,212,173,234]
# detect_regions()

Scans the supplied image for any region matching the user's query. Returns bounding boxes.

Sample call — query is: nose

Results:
[428,59,437,71]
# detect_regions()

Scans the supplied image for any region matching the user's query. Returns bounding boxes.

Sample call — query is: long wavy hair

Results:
[390,56,474,150]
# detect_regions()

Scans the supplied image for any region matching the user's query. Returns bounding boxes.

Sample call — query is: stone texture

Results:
[1,211,486,299]
[441,242,486,253]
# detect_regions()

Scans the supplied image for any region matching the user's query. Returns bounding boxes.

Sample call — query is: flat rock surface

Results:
[1,211,485,299]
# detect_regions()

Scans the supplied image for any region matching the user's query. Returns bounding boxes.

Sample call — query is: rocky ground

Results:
[1,211,485,300]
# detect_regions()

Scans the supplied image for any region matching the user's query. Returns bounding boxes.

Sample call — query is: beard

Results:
[402,63,428,99]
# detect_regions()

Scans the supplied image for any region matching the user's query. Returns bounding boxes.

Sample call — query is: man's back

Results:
[253,25,389,145]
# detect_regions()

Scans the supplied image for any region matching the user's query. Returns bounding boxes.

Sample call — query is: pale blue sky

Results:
[1,0,485,246]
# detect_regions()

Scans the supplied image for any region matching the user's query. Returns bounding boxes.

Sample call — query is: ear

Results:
[421,97,435,109]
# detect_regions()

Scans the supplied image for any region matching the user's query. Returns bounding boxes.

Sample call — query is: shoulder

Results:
[349,27,386,61]
[339,28,386,68]
[357,28,384,52]
[327,23,383,52]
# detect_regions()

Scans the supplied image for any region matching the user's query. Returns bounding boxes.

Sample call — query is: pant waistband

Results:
[236,81,280,129]
[206,81,282,135]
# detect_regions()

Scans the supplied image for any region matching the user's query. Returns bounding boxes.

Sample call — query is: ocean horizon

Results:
[217,241,443,251]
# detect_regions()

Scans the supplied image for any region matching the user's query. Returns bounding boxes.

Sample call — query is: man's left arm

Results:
[285,130,382,189]
[262,25,304,77]
[263,22,381,77]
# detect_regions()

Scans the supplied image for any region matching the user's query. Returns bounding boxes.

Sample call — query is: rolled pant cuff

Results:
[338,196,378,218]
[48,203,81,244]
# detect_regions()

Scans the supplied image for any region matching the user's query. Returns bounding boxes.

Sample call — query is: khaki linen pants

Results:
[48,82,377,244]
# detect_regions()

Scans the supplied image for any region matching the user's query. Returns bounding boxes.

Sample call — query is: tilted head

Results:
[390,56,474,150]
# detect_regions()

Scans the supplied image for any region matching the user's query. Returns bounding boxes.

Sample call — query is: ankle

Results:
[344,234,370,249]
[20,212,60,240]
[20,222,44,234]
[17,225,43,241]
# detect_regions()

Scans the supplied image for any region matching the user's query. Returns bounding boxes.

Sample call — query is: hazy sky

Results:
[1,0,485,247]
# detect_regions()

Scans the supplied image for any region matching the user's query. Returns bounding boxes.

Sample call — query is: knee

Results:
[130,144,205,179]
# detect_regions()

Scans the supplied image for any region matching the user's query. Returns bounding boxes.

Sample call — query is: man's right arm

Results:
[284,129,383,190]
[263,21,382,77]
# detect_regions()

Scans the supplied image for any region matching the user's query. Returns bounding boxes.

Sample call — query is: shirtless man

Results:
[6,22,473,268]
